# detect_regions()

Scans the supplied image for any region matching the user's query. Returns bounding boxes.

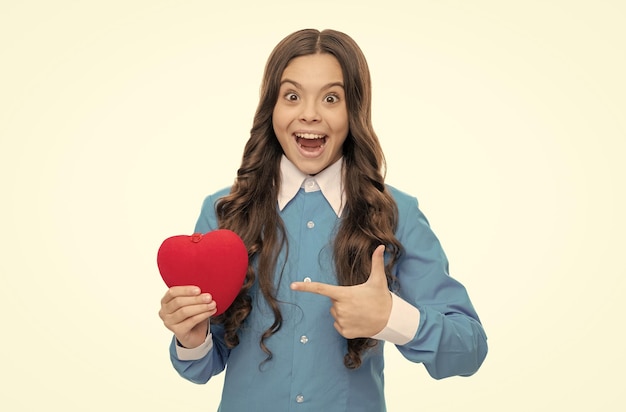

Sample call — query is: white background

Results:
[1,1,624,410]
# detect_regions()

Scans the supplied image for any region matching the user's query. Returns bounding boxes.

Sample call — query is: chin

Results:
[295,160,324,175]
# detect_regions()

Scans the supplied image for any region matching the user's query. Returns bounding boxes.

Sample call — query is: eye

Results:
[285,92,299,101]
[324,94,340,104]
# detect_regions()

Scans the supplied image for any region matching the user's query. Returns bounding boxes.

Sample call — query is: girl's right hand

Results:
[158,286,217,349]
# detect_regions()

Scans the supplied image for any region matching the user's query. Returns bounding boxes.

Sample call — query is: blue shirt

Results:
[169,159,488,411]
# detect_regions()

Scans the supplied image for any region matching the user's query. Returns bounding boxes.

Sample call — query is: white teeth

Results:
[295,133,325,139]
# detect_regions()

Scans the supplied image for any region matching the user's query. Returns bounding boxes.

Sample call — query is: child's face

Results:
[273,53,349,175]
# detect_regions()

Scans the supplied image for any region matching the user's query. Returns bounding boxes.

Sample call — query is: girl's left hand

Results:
[290,245,392,339]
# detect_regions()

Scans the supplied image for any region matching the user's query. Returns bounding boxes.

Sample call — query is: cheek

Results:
[272,106,290,133]
[330,109,349,134]
[331,103,348,126]
[272,109,291,151]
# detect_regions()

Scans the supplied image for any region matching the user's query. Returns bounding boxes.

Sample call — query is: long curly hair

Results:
[213,28,402,369]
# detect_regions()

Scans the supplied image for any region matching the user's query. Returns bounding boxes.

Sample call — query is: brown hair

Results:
[214,28,402,369]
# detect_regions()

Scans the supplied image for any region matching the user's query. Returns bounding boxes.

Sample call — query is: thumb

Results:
[366,245,387,286]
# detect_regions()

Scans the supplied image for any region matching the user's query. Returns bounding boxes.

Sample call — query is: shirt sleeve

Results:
[175,331,214,361]
[168,193,232,384]
[169,325,230,384]
[389,188,488,379]
[371,293,420,345]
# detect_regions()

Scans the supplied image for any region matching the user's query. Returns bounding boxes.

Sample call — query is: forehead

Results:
[280,53,344,84]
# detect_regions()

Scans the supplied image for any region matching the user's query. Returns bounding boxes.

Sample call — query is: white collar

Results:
[278,155,345,217]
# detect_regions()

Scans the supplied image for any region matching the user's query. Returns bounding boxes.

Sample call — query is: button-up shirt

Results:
[169,156,487,411]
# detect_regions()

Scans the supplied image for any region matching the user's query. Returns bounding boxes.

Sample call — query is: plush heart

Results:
[157,229,248,316]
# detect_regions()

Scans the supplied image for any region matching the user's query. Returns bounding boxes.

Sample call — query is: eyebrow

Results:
[280,78,345,90]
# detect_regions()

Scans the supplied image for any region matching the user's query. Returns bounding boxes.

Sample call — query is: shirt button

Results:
[300,335,309,344]
[306,180,315,188]
[296,394,304,403]
[306,221,315,229]
[303,277,311,283]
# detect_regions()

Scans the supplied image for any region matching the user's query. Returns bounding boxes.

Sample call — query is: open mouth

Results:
[294,132,327,151]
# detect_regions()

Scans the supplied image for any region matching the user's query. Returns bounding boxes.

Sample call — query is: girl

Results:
[159,28,487,411]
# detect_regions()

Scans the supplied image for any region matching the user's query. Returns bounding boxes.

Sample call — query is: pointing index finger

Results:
[291,281,345,300]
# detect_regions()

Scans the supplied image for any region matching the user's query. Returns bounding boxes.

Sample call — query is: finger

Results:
[290,281,346,300]
[160,293,214,320]
[163,300,216,326]
[175,302,216,321]
[170,311,213,337]
[366,245,387,286]
[161,285,201,305]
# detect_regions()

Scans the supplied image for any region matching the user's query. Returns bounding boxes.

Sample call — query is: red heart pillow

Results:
[157,229,248,316]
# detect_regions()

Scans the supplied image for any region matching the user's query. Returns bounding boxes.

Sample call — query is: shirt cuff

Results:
[175,332,214,361]
[371,293,420,345]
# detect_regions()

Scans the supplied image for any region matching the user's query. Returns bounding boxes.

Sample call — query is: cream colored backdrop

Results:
[1,1,624,410]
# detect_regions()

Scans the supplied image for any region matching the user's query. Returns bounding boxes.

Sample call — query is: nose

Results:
[299,100,321,123]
